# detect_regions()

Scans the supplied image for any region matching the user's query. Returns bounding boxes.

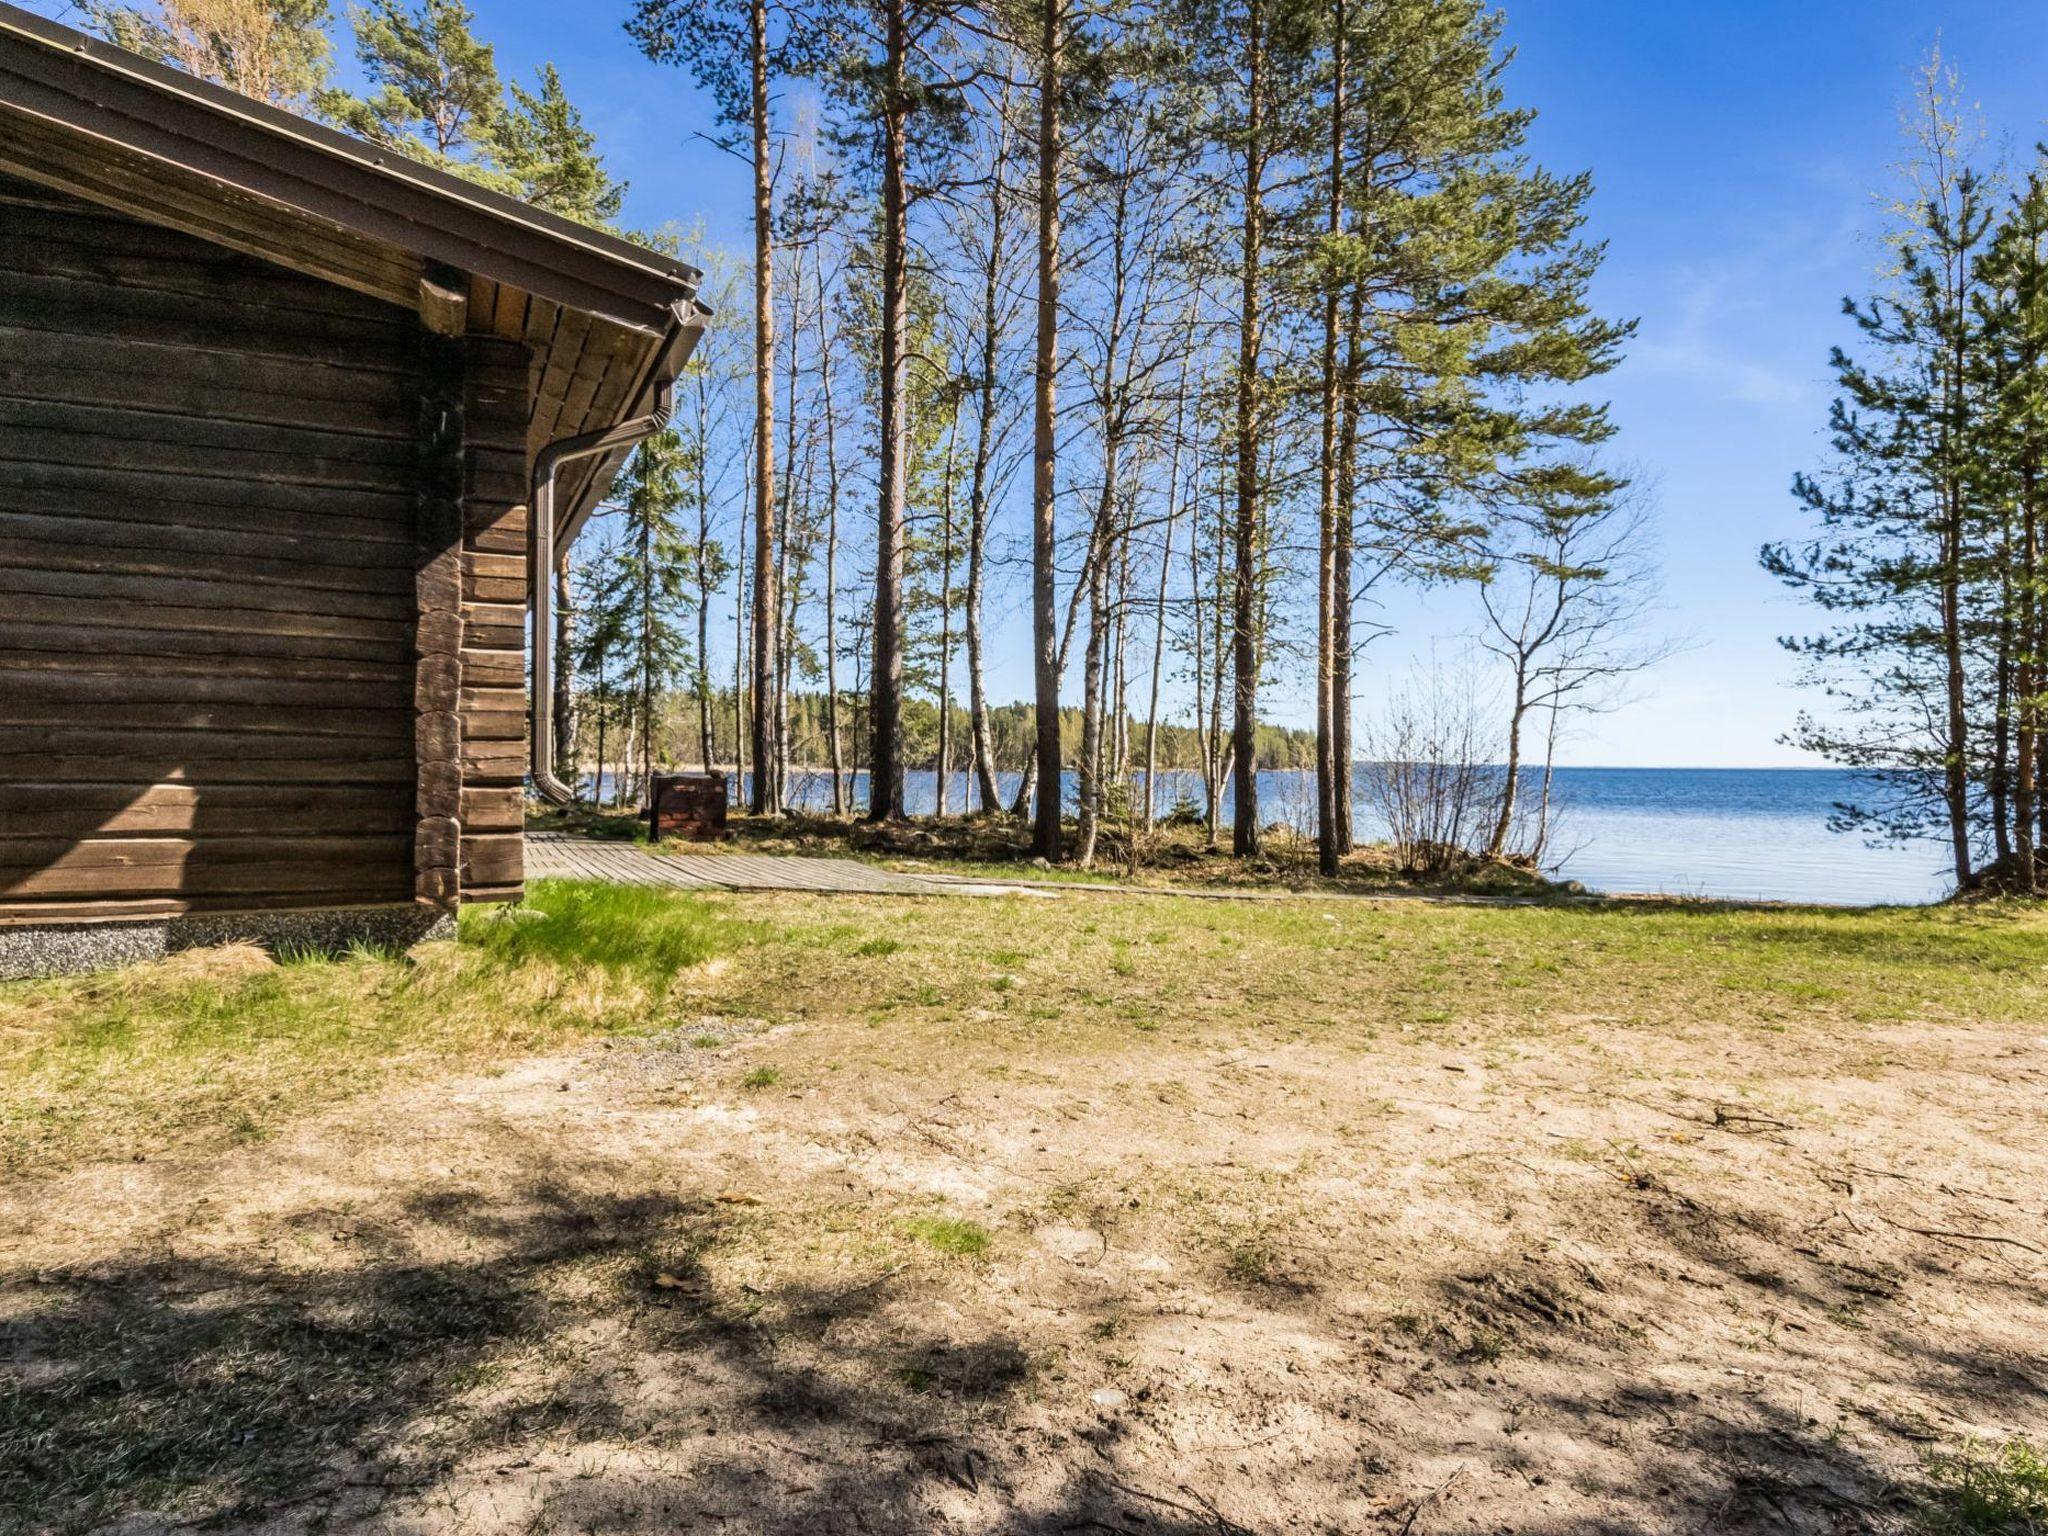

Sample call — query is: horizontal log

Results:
[0,620,409,669]
[3,854,413,901]
[0,329,418,436]
[0,782,412,838]
[459,786,524,832]
[0,459,416,531]
[0,665,412,708]
[0,737,415,783]
[462,600,527,631]
[0,509,415,578]
[460,742,526,782]
[465,465,528,505]
[0,397,416,473]
[461,708,527,743]
[461,832,524,888]
[0,645,413,688]
[463,550,525,580]
[6,700,413,741]
[0,412,416,494]
[0,534,416,597]
[0,568,413,628]
[462,649,525,688]
[0,227,414,327]
[0,270,416,370]
[462,627,525,656]
[464,572,524,604]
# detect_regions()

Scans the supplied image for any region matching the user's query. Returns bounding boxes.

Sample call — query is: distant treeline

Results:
[573,686,1313,791]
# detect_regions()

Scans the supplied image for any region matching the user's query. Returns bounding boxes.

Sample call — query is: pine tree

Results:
[585,433,698,802]
[325,0,500,160]
[1278,0,1633,872]
[1765,58,1997,887]
[629,0,826,811]
[83,0,333,107]
[1969,159,2048,889]
[495,66,628,224]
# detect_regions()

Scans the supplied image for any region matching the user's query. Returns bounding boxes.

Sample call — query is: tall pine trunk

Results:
[2018,451,2040,889]
[553,556,577,793]
[1077,442,1119,865]
[815,249,847,815]
[936,410,961,818]
[775,228,806,811]
[734,440,749,799]
[868,0,910,822]
[1229,0,1267,858]
[1313,0,1345,876]
[1030,0,1064,857]
[1143,391,1183,831]
[967,108,1011,815]
[747,0,780,815]
[1207,480,1230,846]
[1333,282,1363,854]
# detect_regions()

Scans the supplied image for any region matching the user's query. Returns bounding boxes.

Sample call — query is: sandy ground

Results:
[3,910,2045,1534]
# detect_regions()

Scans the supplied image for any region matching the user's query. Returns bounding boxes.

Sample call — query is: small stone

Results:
[1090,1388,1127,1409]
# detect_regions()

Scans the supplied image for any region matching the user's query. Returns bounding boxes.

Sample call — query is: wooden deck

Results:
[525,832,970,896]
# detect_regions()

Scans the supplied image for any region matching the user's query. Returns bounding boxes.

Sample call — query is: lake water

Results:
[598,766,1954,907]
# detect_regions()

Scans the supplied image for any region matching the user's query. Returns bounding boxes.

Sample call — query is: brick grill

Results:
[646,773,729,841]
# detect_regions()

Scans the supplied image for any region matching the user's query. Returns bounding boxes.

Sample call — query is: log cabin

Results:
[0,2,706,978]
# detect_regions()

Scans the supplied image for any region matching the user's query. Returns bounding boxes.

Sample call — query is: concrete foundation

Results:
[0,904,458,982]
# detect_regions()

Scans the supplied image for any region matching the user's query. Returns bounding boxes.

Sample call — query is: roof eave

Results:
[0,0,699,334]
[557,300,712,554]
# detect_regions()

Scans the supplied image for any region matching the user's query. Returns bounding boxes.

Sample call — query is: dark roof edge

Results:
[558,297,712,552]
[0,0,700,332]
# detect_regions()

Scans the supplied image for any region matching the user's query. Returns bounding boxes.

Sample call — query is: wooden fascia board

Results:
[0,7,697,334]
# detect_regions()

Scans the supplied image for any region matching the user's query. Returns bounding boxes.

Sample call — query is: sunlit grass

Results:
[462,878,745,980]
[902,1215,992,1257]
[0,881,746,1171]
[4,879,2046,1177]
[1920,1437,2048,1534]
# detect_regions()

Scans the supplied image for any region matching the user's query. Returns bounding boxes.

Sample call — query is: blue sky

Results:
[477,0,2047,767]
[30,0,2048,765]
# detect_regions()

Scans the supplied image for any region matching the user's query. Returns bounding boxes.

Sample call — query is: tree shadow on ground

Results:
[1,1157,2039,1535]
[0,1179,1238,1535]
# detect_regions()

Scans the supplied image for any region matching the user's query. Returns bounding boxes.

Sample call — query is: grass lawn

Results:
[1,882,2044,1534]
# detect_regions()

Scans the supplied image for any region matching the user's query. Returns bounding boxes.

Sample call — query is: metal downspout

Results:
[529,376,677,806]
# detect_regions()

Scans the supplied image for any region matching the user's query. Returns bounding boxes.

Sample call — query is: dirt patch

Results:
[1,895,2043,1534]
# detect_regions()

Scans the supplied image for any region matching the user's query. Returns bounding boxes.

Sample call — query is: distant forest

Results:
[574,689,1316,793]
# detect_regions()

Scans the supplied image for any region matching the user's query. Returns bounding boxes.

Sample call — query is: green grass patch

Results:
[1921,1437,2048,1534]
[0,881,747,1172]
[461,879,741,982]
[740,1066,782,1090]
[902,1216,992,1257]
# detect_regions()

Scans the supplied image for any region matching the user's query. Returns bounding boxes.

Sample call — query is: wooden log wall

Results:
[457,333,532,902]
[0,171,425,922]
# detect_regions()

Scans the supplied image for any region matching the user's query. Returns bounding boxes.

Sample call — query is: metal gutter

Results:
[528,304,705,805]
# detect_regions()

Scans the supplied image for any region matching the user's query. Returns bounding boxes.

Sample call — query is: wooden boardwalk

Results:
[526,834,1573,908]
[526,832,970,897]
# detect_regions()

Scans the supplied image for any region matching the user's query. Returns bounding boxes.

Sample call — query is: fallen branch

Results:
[1399,1464,1468,1536]
[1880,1216,2042,1254]
[1102,1478,1257,1536]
